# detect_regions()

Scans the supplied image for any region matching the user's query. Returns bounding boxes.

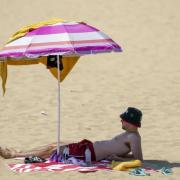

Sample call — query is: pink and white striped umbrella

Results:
[0,20,122,160]
[0,21,122,58]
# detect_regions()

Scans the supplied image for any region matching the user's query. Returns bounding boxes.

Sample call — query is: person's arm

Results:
[128,134,143,161]
[106,154,135,161]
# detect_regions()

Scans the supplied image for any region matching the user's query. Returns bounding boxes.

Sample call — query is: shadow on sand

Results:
[143,160,180,170]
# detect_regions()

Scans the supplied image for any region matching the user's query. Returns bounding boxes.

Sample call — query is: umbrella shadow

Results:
[143,159,180,170]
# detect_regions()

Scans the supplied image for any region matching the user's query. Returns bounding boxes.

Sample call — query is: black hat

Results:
[120,107,142,127]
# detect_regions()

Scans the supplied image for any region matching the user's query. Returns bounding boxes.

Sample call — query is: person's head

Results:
[120,107,142,132]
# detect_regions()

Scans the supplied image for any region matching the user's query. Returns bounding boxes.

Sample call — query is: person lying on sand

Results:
[0,107,143,161]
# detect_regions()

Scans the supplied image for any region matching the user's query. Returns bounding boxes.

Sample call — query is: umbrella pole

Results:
[57,55,61,159]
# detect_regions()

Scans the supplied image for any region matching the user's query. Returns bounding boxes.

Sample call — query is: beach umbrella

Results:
[0,19,122,158]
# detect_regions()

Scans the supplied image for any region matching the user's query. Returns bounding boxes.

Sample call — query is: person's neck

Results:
[126,129,138,133]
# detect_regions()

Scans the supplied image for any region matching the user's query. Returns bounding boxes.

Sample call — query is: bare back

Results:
[93,131,143,161]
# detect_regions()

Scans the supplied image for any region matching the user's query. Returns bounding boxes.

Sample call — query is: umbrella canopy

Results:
[0,21,122,59]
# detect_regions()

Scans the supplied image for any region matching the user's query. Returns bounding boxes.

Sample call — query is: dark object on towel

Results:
[24,156,46,164]
[47,55,63,70]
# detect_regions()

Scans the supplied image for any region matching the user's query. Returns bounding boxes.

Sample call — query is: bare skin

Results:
[94,120,143,161]
[0,119,143,161]
[0,141,70,159]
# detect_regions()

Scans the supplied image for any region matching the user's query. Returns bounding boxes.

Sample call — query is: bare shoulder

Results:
[126,132,141,142]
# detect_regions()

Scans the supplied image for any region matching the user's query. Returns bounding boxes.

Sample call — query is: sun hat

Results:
[120,107,142,127]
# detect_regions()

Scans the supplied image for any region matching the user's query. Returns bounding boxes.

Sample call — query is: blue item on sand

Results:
[160,167,173,176]
[129,168,150,176]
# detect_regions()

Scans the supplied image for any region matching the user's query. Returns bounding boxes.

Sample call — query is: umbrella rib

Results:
[23,29,39,57]
[24,26,48,57]
[62,23,75,54]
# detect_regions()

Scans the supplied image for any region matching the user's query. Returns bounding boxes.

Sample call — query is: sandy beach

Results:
[0,0,180,179]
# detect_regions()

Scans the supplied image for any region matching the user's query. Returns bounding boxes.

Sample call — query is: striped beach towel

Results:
[8,161,111,173]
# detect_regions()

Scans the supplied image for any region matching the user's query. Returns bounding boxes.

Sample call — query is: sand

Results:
[0,0,180,179]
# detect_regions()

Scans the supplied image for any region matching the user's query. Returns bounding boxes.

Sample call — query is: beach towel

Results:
[0,60,7,95]
[8,161,111,173]
[0,56,79,95]
[9,160,165,175]
[6,18,65,44]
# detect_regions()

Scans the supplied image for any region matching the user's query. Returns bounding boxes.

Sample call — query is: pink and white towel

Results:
[8,161,111,173]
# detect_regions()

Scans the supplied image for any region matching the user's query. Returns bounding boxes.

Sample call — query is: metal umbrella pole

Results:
[56,55,61,159]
